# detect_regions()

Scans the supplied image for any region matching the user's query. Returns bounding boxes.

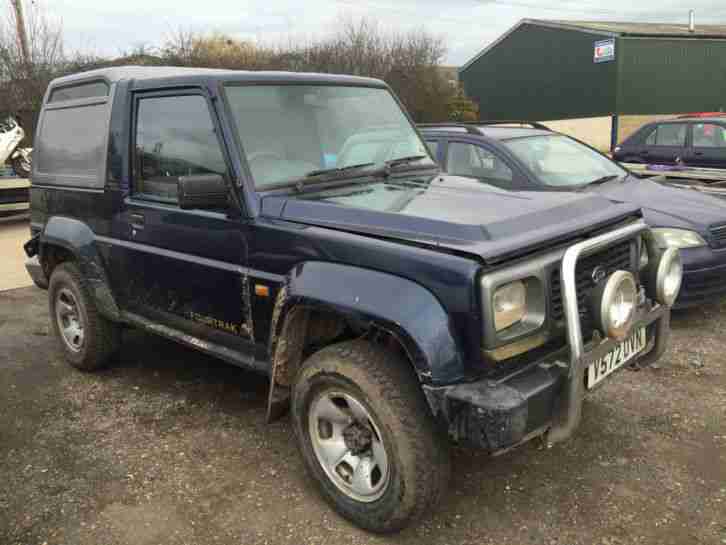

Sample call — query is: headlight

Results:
[493,281,526,331]
[593,271,637,341]
[482,273,546,360]
[655,248,683,306]
[651,228,706,249]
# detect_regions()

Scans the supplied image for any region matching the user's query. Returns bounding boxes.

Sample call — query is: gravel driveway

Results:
[1,286,725,545]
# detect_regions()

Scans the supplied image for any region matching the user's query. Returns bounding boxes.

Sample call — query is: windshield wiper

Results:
[305,162,375,177]
[587,174,622,186]
[365,155,435,179]
[261,162,376,192]
[385,155,428,168]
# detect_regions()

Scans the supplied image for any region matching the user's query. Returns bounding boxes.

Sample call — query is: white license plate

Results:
[587,327,647,389]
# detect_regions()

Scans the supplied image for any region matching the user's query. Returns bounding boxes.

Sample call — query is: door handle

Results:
[694,151,704,156]
[130,213,145,230]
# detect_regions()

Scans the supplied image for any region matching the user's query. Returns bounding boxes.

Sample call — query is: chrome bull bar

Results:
[546,220,649,446]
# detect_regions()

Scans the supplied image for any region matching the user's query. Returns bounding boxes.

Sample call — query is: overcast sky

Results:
[40,0,726,66]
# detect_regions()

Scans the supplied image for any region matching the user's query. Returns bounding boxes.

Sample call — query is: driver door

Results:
[109,90,254,356]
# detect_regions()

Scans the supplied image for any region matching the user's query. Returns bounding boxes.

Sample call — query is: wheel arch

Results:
[40,216,121,322]
[267,261,465,389]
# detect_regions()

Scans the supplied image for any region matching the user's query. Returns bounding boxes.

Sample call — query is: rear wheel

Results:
[48,262,120,371]
[291,339,450,533]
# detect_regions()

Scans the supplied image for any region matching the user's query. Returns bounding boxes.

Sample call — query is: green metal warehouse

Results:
[459,19,726,147]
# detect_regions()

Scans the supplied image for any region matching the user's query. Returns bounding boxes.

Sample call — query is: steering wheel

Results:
[247,151,285,164]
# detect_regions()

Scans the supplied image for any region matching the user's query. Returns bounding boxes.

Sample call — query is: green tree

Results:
[447,88,479,122]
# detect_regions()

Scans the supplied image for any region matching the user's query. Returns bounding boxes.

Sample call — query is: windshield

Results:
[224,85,434,189]
[504,134,627,187]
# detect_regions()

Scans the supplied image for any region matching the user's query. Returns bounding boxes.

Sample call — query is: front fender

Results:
[41,216,121,321]
[270,261,465,385]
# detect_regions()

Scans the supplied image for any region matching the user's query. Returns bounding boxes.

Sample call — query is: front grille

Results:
[708,223,726,248]
[550,240,634,328]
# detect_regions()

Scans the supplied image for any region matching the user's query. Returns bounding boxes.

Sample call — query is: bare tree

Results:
[0,2,107,141]
[160,17,460,121]
[0,1,64,111]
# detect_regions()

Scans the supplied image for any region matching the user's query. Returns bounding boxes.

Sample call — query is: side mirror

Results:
[177,174,229,210]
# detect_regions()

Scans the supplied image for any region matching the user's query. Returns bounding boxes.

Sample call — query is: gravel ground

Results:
[1,286,725,545]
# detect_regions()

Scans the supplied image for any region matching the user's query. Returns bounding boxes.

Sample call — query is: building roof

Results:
[461,18,726,72]
[50,65,385,88]
[545,20,726,38]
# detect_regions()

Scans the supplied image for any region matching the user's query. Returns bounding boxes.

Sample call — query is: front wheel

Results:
[291,339,450,533]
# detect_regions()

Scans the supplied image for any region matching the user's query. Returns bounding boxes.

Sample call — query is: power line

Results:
[338,0,722,20]
[474,0,721,17]
[332,0,486,25]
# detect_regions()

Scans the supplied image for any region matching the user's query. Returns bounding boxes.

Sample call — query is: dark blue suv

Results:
[420,122,726,308]
[22,68,677,532]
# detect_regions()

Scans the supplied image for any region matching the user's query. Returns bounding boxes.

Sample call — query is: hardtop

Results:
[47,66,387,94]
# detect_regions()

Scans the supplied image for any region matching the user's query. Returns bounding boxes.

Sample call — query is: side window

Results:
[693,123,726,148]
[36,103,108,185]
[133,95,226,202]
[644,128,657,146]
[447,142,513,184]
[646,123,687,147]
[425,140,439,160]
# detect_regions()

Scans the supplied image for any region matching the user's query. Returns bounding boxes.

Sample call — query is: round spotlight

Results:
[655,248,682,307]
[598,271,638,341]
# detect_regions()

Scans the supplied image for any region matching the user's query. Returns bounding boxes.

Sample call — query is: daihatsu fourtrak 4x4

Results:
[24,66,681,533]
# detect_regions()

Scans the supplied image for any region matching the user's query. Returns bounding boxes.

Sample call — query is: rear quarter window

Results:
[49,80,109,103]
[35,81,112,188]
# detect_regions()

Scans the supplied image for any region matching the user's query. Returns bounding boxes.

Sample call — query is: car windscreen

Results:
[504,134,627,187]
[223,84,433,189]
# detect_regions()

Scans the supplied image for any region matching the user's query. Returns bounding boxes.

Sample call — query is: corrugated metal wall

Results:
[460,23,617,120]
[618,37,726,114]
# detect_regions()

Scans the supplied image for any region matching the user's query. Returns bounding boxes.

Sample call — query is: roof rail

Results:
[417,123,483,135]
[476,120,552,130]
[677,112,726,119]
[418,120,551,132]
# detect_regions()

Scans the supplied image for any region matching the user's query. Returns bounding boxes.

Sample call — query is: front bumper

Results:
[674,246,726,308]
[426,220,672,452]
[428,303,667,452]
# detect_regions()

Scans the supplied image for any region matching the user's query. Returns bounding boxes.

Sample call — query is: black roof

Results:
[49,65,386,89]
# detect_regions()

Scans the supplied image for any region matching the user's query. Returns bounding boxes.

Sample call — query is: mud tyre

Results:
[48,262,120,371]
[291,339,450,533]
